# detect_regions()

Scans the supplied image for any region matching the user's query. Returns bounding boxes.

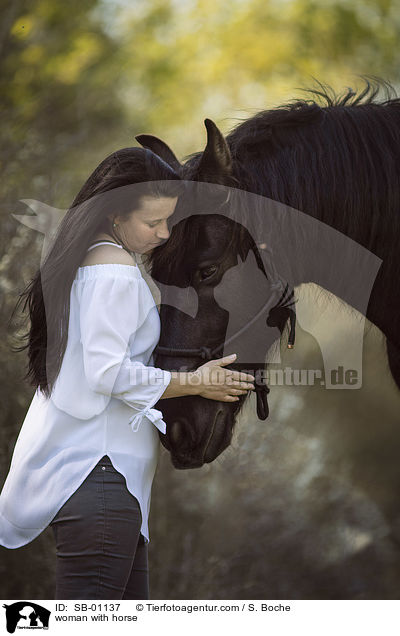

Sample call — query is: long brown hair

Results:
[11,147,183,398]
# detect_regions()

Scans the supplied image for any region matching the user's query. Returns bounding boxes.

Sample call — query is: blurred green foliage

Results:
[1,0,399,600]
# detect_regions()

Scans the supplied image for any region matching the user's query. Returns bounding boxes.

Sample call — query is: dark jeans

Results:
[50,455,149,599]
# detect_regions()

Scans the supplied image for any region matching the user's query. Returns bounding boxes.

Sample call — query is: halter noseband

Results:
[154,286,296,419]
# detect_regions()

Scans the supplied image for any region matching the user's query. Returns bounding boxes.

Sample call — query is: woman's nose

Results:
[156,222,170,240]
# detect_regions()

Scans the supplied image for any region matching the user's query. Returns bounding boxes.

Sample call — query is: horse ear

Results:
[135,134,182,173]
[197,118,233,182]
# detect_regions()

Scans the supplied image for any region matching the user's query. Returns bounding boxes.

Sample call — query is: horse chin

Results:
[170,456,206,470]
[160,401,235,469]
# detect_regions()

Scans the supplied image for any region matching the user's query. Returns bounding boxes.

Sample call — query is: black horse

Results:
[137,77,400,469]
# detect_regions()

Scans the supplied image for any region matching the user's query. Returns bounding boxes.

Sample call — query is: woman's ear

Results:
[108,214,121,226]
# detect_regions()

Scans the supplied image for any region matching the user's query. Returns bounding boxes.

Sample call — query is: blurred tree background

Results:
[1,0,400,599]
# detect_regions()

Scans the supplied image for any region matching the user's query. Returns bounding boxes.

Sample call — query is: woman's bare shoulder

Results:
[80,244,137,268]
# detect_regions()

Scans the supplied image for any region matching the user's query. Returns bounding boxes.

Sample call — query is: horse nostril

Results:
[169,420,187,447]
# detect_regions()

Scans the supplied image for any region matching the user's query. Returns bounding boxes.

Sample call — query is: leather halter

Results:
[154,284,296,419]
[155,296,282,360]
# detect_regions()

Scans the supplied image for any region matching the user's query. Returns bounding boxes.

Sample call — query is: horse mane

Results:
[184,77,399,233]
[180,77,400,310]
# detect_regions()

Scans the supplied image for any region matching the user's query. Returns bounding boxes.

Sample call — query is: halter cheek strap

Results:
[154,285,296,422]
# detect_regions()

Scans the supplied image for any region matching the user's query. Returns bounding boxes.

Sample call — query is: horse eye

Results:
[200,265,218,280]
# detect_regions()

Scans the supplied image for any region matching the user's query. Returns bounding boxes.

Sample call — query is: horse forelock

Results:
[149,210,252,281]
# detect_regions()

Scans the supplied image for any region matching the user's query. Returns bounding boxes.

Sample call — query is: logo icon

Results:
[2,602,51,633]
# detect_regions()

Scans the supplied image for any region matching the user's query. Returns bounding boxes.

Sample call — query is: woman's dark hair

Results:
[11,147,183,398]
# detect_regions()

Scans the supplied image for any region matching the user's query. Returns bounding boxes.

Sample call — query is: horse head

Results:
[139,121,296,468]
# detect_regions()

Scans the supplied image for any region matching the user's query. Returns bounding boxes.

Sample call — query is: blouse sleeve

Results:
[79,273,171,434]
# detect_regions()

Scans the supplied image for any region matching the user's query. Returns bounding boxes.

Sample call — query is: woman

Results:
[0,146,255,600]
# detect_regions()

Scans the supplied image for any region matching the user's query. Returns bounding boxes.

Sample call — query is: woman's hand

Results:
[189,354,255,402]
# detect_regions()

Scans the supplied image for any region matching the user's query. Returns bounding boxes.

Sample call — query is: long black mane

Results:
[181,77,400,269]
[148,78,396,354]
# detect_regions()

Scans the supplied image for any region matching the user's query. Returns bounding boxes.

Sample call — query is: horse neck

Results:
[232,162,399,347]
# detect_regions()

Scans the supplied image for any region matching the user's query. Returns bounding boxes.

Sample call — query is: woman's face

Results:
[111,195,178,254]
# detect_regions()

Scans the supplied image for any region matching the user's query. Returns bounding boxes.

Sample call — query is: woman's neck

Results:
[92,232,120,244]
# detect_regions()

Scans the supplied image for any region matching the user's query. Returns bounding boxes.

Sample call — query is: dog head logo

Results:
[2,602,50,633]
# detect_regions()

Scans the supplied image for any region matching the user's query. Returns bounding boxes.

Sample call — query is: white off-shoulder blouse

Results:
[0,260,172,549]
